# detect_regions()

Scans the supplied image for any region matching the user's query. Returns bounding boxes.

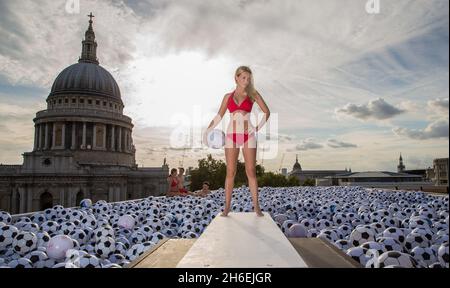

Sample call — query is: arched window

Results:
[76,190,84,206]
[40,192,53,211]
[15,191,21,214]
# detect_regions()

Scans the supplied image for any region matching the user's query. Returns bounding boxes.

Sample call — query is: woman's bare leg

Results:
[222,146,240,216]
[242,139,263,217]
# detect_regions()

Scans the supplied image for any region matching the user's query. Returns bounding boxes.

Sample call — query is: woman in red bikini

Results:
[203,66,270,217]
[167,168,190,197]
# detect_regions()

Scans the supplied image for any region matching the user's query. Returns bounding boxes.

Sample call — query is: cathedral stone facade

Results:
[0,15,169,214]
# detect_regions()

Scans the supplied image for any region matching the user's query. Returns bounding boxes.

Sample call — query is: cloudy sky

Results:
[0,0,448,173]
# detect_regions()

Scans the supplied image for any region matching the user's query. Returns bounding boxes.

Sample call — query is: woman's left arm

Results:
[253,90,270,133]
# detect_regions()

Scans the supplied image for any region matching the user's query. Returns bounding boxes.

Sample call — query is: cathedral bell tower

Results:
[397,153,405,172]
[79,12,99,65]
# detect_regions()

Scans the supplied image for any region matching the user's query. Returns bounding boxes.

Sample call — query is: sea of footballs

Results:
[0,186,448,268]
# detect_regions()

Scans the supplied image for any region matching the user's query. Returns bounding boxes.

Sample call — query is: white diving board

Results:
[176,212,308,268]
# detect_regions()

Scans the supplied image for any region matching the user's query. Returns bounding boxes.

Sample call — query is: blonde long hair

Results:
[235,66,257,102]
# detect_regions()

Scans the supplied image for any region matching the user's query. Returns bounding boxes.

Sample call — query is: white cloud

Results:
[393,118,449,140]
[335,98,406,120]
[0,0,139,88]
[399,100,422,112]
[291,138,323,151]
[428,97,449,115]
[327,139,358,148]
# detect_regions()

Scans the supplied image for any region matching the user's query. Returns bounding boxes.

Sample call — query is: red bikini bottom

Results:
[226,133,255,146]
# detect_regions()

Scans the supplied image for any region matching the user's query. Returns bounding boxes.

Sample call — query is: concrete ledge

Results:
[288,238,362,268]
[127,238,195,268]
[127,213,361,268]
[176,212,308,268]
[128,237,361,268]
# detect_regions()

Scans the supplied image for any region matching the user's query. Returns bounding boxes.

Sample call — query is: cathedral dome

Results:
[50,63,121,99]
[293,154,302,171]
[49,12,121,100]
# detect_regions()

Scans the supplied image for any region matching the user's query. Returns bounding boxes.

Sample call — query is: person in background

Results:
[177,167,190,194]
[193,181,211,197]
[167,168,181,197]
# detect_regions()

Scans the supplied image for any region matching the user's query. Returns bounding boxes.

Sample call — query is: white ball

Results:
[80,199,92,208]
[35,258,57,268]
[65,248,81,265]
[126,244,143,261]
[350,226,376,247]
[93,225,114,240]
[108,253,127,265]
[13,231,38,256]
[334,239,351,250]
[130,231,147,245]
[118,215,135,229]
[377,251,418,268]
[36,231,51,248]
[281,220,296,234]
[79,254,101,268]
[206,129,225,149]
[438,242,449,268]
[69,229,88,245]
[346,247,369,266]
[0,211,12,224]
[95,236,116,259]
[126,242,155,261]
[149,232,165,244]
[47,235,74,260]
[287,223,308,238]
[377,237,403,252]
[0,225,19,249]
[411,246,437,267]
[115,242,128,256]
[102,263,122,268]
[273,214,288,225]
[8,257,33,268]
[138,226,154,239]
[40,221,60,236]
[27,250,49,267]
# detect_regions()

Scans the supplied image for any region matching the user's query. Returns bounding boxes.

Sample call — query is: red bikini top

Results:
[227,90,254,113]
[170,177,178,187]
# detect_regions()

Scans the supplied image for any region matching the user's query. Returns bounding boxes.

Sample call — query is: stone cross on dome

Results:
[88,12,95,23]
[79,12,99,64]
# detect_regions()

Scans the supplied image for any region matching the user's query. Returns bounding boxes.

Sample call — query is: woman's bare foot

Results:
[255,209,264,217]
[220,209,230,217]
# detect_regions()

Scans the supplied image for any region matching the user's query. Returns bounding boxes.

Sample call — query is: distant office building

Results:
[316,154,446,191]
[316,171,431,190]
[398,153,428,180]
[432,158,449,186]
[403,169,428,180]
[395,154,448,187]
[289,154,349,185]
